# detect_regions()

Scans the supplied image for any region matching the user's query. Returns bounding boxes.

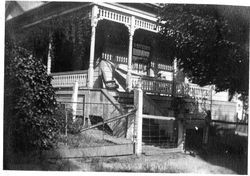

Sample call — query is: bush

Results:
[67,117,84,134]
[54,105,84,135]
[4,42,63,152]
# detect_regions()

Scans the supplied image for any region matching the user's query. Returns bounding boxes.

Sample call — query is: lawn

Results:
[6,147,245,174]
[5,129,247,174]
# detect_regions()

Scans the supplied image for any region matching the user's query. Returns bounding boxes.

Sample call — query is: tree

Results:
[159,4,249,97]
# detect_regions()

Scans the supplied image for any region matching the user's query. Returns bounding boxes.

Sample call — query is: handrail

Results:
[141,75,172,84]
[51,70,88,88]
[50,70,88,76]
[101,89,125,114]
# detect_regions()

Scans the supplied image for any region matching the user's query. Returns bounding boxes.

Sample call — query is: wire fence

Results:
[55,98,247,154]
[56,101,136,148]
[142,118,177,148]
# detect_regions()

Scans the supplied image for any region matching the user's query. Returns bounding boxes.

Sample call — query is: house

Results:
[5,1,238,150]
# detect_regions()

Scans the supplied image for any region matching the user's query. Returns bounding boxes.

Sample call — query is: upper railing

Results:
[99,8,131,25]
[98,7,160,33]
[101,52,173,73]
[51,70,88,88]
[134,17,161,33]
[102,52,128,64]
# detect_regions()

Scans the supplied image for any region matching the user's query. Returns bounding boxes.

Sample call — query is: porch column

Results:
[88,5,99,88]
[47,38,52,75]
[127,16,135,91]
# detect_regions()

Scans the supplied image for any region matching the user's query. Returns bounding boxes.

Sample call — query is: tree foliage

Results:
[4,41,64,152]
[159,4,249,97]
[7,9,91,72]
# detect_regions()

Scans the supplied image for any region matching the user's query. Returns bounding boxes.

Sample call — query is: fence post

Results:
[134,84,143,156]
[65,109,68,136]
[84,90,91,127]
[72,81,78,121]
[177,117,184,150]
[203,110,211,148]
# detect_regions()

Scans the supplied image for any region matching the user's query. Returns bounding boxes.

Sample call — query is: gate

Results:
[53,101,136,158]
[142,114,180,154]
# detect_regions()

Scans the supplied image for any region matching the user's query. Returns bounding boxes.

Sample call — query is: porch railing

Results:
[51,70,211,99]
[101,52,174,72]
[176,83,211,99]
[132,75,173,95]
[132,75,211,98]
[51,70,88,88]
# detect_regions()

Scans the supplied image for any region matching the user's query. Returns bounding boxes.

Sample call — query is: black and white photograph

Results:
[3,0,249,174]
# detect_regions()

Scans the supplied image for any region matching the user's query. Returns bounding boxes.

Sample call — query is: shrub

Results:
[54,105,84,135]
[67,117,84,134]
[4,42,62,152]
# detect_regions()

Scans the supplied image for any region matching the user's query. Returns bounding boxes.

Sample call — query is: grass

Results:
[56,129,115,148]
[5,150,239,173]
[5,128,247,174]
[81,155,183,172]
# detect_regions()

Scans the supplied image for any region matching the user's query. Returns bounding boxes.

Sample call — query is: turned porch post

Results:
[88,5,99,88]
[127,16,135,91]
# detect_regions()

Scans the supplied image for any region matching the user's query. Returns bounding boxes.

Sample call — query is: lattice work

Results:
[99,8,131,25]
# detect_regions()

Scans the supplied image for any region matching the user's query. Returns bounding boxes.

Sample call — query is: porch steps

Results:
[101,89,125,114]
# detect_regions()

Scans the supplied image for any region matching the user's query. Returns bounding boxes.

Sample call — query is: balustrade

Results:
[102,52,128,64]
[187,84,211,99]
[51,70,88,88]
[50,68,210,99]
[132,75,173,95]
[99,8,131,25]
[132,75,211,98]
[176,83,211,99]
[98,8,160,33]
[134,18,161,33]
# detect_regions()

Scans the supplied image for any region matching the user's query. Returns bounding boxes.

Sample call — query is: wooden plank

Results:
[81,109,136,132]
[142,114,175,120]
[43,144,134,158]
[212,120,248,125]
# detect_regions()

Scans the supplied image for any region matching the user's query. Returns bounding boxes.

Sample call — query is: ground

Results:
[8,151,240,174]
[5,129,247,174]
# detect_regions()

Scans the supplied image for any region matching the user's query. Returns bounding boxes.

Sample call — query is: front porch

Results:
[44,3,212,100]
